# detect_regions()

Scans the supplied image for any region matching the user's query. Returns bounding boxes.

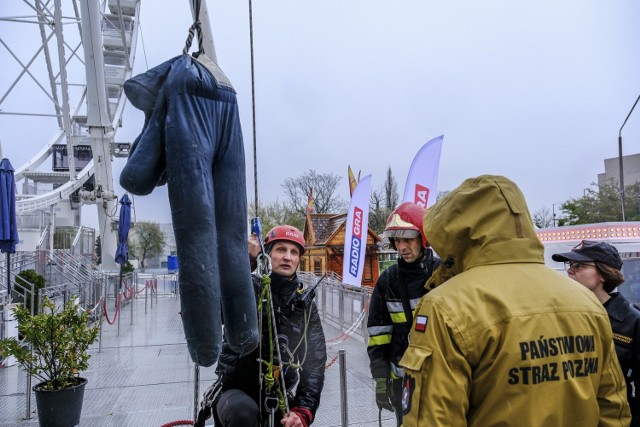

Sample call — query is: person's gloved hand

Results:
[283,407,313,427]
[374,378,394,412]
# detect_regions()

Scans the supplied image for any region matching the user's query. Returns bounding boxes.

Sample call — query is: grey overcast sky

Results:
[1,0,639,229]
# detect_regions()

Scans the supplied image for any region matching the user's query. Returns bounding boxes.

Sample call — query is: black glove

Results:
[374,378,394,412]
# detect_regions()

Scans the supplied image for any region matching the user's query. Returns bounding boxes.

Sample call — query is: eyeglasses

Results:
[564,261,596,272]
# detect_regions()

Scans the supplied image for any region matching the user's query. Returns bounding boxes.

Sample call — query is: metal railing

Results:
[16,211,51,230]
[299,271,371,341]
[71,226,95,258]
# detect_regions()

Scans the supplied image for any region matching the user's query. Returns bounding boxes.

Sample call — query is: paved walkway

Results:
[1,292,397,426]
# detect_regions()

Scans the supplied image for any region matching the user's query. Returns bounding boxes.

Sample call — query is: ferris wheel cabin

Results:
[107,0,139,16]
[102,14,134,52]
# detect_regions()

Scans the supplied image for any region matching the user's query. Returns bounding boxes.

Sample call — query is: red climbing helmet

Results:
[383,202,427,249]
[264,225,306,255]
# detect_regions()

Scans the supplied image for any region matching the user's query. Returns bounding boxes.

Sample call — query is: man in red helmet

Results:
[366,202,440,426]
[213,225,326,427]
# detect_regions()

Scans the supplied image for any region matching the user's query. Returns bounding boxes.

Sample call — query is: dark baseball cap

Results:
[552,240,623,270]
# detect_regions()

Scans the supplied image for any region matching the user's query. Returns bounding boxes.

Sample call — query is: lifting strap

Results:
[183,0,204,57]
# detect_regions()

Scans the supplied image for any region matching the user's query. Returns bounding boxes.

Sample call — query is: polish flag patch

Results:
[415,315,428,332]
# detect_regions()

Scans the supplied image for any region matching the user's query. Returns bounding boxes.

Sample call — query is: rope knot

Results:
[182,19,204,56]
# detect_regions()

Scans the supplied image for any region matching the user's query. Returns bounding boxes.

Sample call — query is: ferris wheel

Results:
[1,0,220,270]
[0,0,142,270]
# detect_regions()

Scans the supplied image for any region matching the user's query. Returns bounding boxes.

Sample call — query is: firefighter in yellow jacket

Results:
[399,175,631,427]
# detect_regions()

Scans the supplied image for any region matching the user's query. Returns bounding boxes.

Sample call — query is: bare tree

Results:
[370,167,400,234]
[384,166,399,210]
[248,199,304,234]
[369,189,389,235]
[282,170,347,216]
[532,207,554,229]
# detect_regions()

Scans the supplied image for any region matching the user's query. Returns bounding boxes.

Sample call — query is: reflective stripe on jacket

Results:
[367,250,439,379]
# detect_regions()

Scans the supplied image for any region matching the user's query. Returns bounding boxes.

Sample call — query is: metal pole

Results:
[339,349,348,427]
[618,93,640,222]
[53,0,76,178]
[25,289,40,419]
[361,291,367,338]
[619,135,626,221]
[6,253,10,301]
[193,364,200,423]
[339,286,345,331]
[117,290,121,336]
[144,277,148,314]
[321,281,326,322]
[99,276,104,353]
[26,362,32,419]
[130,276,134,326]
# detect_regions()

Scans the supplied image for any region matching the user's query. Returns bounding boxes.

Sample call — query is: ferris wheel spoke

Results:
[2,0,141,270]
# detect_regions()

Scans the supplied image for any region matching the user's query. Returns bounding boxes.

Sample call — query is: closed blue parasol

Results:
[115,194,132,266]
[0,158,19,298]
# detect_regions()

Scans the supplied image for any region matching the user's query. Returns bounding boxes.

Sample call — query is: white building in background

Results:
[158,223,176,268]
[598,154,640,188]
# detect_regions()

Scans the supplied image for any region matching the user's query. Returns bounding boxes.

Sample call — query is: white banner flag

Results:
[342,175,372,287]
[402,135,444,208]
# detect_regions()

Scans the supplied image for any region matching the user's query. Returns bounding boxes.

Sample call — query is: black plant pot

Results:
[33,377,87,427]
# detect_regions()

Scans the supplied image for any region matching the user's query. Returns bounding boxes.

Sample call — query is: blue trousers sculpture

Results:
[121,54,259,367]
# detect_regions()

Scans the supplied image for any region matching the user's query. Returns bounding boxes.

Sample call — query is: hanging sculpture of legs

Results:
[121,55,259,367]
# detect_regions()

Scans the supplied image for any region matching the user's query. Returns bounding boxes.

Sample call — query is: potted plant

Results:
[0,296,99,427]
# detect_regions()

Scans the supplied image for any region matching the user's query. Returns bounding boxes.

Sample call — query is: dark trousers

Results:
[215,389,286,427]
[215,389,260,427]
[391,378,403,427]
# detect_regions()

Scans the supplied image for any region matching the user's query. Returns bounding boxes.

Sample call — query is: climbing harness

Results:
[251,216,286,425]
[258,272,291,426]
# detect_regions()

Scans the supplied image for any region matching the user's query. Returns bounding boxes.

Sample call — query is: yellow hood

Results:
[423,175,543,289]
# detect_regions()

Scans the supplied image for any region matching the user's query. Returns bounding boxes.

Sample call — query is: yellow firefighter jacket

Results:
[399,175,631,427]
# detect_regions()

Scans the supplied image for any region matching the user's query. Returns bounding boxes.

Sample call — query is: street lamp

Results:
[618,93,640,222]
[552,203,562,228]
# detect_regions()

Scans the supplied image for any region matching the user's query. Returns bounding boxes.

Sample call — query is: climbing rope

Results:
[257,274,289,419]
[248,0,259,215]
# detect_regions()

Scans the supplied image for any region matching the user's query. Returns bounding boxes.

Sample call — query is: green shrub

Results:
[12,269,46,314]
[0,297,99,390]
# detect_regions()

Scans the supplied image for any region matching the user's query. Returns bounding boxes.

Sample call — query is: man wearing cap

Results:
[553,240,640,426]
